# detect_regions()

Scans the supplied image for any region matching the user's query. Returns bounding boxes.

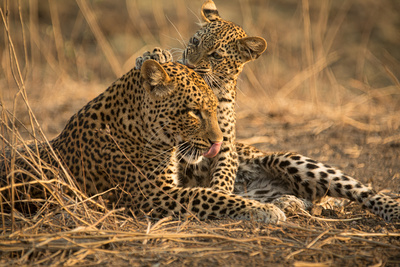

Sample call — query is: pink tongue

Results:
[203,142,222,158]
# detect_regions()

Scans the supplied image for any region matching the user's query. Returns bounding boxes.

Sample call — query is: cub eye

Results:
[210,52,222,60]
[191,37,200,46]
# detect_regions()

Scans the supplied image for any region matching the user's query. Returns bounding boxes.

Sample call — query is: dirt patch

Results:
[236,108,400,192]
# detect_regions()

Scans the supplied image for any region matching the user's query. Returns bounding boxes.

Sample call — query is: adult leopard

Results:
[135,0,400,222]
[0,60,286,223]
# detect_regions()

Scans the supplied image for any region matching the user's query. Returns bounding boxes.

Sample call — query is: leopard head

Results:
[181,0,267,88]
[141,60,223,164]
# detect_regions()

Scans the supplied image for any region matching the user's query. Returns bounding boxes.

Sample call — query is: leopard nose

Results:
[208,129,223,145]
[183,58,195,69]
[208,126,223,145]
[206,110,223,146]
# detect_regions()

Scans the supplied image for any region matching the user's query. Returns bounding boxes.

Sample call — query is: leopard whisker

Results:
[169,51,185,60]
[234,76,246,97]
[165,15,187,49]
[177,142,200,170]
[152,155,174,176]
[164,47,184,59]
[186,145,200,169]
[144,121,171,149]
[143,145,177,167]
[177,142,191,157]
[202,74,214,89]
[204,72,229,95]
[149,142,195,178]
[205,72,223,88]
[168,48,184,54]
[187,7,202,27]
[176,143,192,174]
[177,142,192,161]
[210,71,231,86]
[179,149,189,173]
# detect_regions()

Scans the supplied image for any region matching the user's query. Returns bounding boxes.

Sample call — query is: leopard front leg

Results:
[178,128,239,195]
[208,100,239,194]
[120,172,286,223]
[132,185,286,223]
[208,141,238,193]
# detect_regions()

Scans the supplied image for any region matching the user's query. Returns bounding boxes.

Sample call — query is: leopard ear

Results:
[237,37,267,62]
[141,60,174,98]
[201,0,221,23]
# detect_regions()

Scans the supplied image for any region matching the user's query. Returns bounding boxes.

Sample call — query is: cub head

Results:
[181,0,267,88]
[141,60,223,163]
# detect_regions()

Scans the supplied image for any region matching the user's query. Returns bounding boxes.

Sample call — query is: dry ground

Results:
[1,0,400,266]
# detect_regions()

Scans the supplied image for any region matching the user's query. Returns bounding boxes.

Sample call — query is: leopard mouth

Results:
[178,142,222,164]
[180,53,210,73]
[202,142,222,158]
[179,57,196,70]
[184,61,196,69]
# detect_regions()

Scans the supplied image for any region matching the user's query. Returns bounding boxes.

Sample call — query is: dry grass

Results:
[1,0,400,265]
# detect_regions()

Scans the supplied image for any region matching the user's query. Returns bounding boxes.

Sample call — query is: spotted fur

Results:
[135,0,400,222]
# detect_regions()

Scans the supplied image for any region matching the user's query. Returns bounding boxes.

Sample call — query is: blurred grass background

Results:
[1,0,399,142]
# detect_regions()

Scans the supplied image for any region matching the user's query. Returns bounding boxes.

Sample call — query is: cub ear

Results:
[141,60,174,98]
[237,37,267,62]
[201,0,221,23]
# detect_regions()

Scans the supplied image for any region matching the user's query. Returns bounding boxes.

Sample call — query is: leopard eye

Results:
[191,37,200,46]
[210,52,222,60]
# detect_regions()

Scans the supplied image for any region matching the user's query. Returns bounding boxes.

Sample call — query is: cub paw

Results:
[135,48,173,70]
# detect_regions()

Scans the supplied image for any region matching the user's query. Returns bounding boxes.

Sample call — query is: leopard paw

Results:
[272,195,312,214]
[260,203,287,223]
[237,203,286,224]
[135,47,173,70]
